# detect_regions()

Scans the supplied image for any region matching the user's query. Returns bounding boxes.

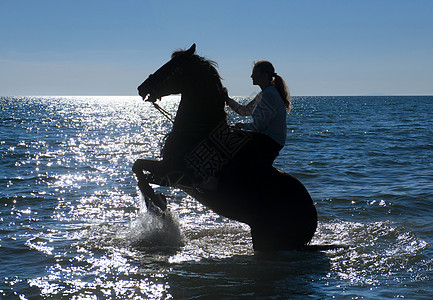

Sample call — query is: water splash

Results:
[128,196,184,249]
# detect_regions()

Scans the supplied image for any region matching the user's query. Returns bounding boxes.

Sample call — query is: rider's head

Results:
[251,61,274,87]
[251,60,291,112]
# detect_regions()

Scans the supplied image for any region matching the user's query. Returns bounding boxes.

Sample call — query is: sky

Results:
[1,0,432,96]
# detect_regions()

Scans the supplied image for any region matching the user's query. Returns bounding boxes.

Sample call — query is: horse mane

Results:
[171,49,225,93]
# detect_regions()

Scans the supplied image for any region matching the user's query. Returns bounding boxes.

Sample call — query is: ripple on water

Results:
[1,96,433,299]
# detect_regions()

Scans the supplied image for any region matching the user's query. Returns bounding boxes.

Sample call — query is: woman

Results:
[226,60,291,167]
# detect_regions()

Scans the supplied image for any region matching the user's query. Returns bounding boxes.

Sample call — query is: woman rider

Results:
[226,60,291,168]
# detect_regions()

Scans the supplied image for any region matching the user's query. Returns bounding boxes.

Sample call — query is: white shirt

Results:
[227,86,287,145]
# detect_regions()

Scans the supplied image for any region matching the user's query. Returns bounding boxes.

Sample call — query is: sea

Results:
[1,95,432,299]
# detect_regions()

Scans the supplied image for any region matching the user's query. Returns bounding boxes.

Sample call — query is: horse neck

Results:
[173,91,227,134]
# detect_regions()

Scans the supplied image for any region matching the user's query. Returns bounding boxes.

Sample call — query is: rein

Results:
[152,102,175,123]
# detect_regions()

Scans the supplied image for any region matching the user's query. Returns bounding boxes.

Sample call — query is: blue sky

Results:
[1,0,432,96]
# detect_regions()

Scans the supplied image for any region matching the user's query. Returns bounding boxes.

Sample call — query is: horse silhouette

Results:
[133,44,317,251]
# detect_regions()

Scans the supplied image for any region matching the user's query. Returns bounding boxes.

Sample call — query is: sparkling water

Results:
[1,95,432,299]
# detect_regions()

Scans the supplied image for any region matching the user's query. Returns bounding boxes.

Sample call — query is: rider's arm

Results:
[226,94,261,116]
[244,93,276,132]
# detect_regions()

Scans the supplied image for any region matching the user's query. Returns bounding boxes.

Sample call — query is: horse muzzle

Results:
[142,92,158,103]
[137,84,158,102]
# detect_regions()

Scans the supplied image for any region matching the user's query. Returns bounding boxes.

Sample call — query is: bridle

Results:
[152,101,175,123]
[144,65,184,124]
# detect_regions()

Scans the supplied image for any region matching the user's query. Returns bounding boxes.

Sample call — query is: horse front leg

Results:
[132,159,168,212]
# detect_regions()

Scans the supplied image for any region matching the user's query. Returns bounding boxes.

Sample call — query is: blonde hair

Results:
[253,60,291,112]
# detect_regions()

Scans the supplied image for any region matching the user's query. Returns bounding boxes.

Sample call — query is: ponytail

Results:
[272,74,291,112]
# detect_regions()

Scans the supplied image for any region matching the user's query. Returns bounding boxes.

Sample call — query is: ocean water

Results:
[1,95,432,299]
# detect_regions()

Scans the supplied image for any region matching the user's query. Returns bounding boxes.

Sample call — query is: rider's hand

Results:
[221,87,230,104]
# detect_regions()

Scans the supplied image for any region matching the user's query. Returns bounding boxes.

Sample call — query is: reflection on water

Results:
[1,96,433,299]
[25,192,431,299]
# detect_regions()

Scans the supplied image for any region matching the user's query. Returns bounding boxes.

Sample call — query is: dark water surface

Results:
[1,95,432,299]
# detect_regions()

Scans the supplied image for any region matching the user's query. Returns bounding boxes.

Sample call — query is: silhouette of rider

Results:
[225,60,291,168]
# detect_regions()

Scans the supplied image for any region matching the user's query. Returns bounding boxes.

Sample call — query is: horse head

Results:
[138,44,196,102]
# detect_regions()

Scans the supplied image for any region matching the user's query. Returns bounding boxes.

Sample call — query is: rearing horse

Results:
[133,44,317,251]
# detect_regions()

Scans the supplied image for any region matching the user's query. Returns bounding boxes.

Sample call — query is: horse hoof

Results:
[152,193,168,211]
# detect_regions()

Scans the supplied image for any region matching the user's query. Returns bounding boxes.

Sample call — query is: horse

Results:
[133,44,317,251]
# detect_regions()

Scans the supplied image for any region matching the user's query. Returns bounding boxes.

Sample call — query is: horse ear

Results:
[186,43,196,56]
